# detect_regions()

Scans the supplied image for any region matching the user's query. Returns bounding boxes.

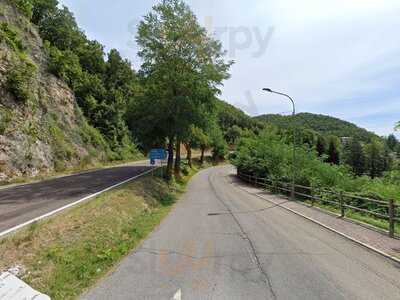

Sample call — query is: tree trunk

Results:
[174,137,181,178]
[185,143,192,168]
[200,146,205,165]
[166,138,174,181]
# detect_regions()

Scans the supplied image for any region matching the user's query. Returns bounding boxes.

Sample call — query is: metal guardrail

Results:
[237,170,398,238]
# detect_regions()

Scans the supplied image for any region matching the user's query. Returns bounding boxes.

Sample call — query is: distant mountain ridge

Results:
[254,113,380,142]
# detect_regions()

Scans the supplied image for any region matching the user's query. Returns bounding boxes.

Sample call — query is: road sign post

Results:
[149,149,168,177]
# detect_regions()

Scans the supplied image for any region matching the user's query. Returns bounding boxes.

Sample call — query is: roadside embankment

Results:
[0,162,207,299]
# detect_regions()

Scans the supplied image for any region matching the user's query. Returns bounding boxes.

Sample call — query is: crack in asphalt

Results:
[233,172,400,293]
[207,199,292,216]
[208,171,277,300]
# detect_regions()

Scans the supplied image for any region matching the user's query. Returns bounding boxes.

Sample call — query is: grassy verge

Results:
[0,161,207,299]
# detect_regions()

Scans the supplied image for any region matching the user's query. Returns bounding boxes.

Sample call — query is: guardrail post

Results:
[389,199,395,238]
[339,191,345,218]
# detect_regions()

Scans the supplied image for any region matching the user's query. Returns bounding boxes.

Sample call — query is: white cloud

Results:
[59,0,400,135]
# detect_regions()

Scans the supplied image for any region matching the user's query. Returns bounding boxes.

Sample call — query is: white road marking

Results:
[172,289,182,300]
[0,167,159,238]
[0,272,50,300]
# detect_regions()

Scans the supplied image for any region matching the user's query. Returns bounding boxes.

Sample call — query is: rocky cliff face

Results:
[0,2,108,182]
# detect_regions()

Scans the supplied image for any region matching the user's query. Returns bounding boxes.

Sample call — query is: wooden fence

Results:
[237,170,399,238]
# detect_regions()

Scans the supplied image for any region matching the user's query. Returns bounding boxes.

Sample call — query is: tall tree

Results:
[316,136,326,157]
[343,139,365,176]
[225,125,242,145]
[30,0,59,25]
[365,140,386,178]
[135,0,232,179]
[327,137,340,165]
[386,134,399,152]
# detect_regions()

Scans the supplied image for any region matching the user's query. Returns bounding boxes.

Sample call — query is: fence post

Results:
[389,199,395,238]
[310,187,315,207]
[339,191,345,218]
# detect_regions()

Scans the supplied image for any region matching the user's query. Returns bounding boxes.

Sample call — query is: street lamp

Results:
[262,88,297,200]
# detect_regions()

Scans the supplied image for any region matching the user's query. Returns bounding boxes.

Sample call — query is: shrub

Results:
[0,22,26,52]
[12,0,33,19]
[233,129,400,202]
[6,60,37,103]
[0,107,13,135]
[46,44,82,87]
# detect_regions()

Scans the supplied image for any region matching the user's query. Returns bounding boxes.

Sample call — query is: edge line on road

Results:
[235,182,400,265]
[0,167,159,239]
[0,160,149,192]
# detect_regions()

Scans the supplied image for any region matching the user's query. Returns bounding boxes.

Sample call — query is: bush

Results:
[0,22,26,52]
[233,130,400,202]
[46,44,82,87]
[0,107,13,135]
[12,0,33,18]
[6,60,37,103]
[210,126,228,161]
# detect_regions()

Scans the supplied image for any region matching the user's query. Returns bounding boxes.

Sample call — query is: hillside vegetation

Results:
[255,113,379,142]
[0,1,126,181]
[1,0,397,184]
[0,0,237,182]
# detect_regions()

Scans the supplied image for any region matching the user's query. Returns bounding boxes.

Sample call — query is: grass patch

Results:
[0,163,205,299]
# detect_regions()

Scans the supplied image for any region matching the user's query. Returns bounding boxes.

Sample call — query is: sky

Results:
[59,0,400,137]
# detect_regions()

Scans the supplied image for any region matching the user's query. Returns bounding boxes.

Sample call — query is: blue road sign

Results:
[149,149,167,162]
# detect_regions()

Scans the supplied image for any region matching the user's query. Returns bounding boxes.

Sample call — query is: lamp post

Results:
[262,88,297,200]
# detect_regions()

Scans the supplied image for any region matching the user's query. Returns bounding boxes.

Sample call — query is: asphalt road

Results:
[0,162,153,234]
[83,165,400,300]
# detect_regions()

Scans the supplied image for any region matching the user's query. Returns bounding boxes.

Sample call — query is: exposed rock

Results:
[0,1,107,182]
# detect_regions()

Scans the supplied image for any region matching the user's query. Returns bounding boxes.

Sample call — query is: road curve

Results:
[0,163,154,234]
[83,165,400,300]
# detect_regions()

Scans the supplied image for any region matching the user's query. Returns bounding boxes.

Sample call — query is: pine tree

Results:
[386,134,399,152]
[316,136,326,157]
[327,138,340,165]
[365,140,385,178]
[343,139,365,176]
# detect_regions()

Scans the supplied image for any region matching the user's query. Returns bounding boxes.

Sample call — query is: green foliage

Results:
[48,121,76,162]
[210,125,228,160]
[6,59,37,103]
[39,6,141,158]
[0,22,26,52]
[225,125,243,145]
[233,130,400,202]
[342,139,365,176]
[11,0,33,18]
[326,137,340,165]
[315,135,326,157]
[386,134,398,152]
[0,107,13,135]
[216,100,255,130]
[29,0,58,25]
[46,44,82,87]
[76,40,106,75]
[131,0,232,176]
[38,6,84,51]
[255,113,379,143]
[364,139,389,178]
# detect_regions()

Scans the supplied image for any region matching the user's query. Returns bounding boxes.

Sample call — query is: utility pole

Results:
[262,88,297,200]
